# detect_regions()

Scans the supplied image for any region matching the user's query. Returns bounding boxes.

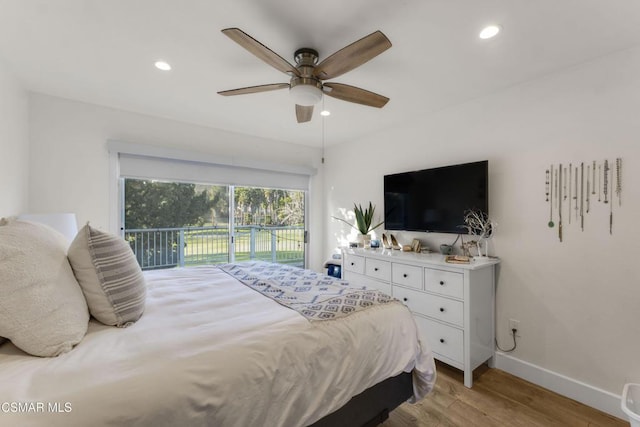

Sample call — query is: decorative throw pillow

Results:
[0,218,89,357]
[67,224,146,327]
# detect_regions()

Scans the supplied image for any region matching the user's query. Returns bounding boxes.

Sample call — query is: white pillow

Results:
[67,224,146,327]
[0,219,89,357]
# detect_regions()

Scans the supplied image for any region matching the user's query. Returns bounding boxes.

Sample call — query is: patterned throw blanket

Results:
[218,261,394,321]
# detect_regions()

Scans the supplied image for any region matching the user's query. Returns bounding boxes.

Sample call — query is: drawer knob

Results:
[374,267,379,271]
[439,280,444,285]
[439,307,445,312]
[403,273,408,278]
[403,297,408,302]
[351,262,355,266]
[439,338,445,344]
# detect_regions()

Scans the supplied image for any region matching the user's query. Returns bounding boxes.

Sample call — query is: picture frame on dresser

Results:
[342,247,499,387]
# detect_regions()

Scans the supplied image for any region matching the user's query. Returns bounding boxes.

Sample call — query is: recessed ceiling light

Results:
[479,25,501,40]
[320,110,331,117]
[154,60,172,71]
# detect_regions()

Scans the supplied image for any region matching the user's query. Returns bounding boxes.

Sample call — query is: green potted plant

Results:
[333,202,384,248]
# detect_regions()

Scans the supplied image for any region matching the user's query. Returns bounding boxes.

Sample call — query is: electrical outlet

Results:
[509,319,521,337]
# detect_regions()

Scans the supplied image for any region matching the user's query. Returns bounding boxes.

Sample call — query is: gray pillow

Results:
[67,224,146,327]
[0,219,89,356]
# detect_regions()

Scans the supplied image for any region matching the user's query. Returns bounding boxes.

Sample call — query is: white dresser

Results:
[342,247,499,387]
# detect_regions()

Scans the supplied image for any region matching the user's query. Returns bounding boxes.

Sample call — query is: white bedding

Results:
[0,265,435,427]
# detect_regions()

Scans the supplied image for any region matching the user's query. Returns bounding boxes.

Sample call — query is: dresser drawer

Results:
[393,287,463,327]
[344,255,365,274]
[365,258,391,282]
[414,316,463,364]
[344,271,392,296]
[424,268,463,299]
[392,263,423,289]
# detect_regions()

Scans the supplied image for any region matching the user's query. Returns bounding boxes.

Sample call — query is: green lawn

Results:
[184,250,304,266]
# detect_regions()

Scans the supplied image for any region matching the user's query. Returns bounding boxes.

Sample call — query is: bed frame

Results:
[309,371,413,427]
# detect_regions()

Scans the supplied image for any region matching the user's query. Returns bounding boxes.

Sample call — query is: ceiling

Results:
[1,0,640,147]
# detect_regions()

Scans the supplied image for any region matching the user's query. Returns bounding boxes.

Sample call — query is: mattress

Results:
[0,264,436,427]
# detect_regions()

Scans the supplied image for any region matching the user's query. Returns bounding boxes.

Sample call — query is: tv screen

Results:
[384,160,488,233]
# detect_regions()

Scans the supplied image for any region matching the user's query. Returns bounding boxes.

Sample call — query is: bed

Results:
[0,221,436,427]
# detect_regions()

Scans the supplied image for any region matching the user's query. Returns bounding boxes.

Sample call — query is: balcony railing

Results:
[124,225,305,270]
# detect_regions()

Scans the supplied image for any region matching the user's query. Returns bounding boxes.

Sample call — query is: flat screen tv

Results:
[384,160,488,233]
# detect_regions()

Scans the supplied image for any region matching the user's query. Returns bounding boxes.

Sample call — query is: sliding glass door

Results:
[122,179,305,270]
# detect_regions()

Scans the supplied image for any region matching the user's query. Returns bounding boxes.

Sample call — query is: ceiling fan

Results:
[218,28,392,123]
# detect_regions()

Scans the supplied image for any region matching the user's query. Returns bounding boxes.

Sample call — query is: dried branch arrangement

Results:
[545,158,622,242]
[461,209,496,257]
[461,209,495,239]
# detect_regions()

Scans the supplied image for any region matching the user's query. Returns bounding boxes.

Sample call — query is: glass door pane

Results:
[233,187,305,268]
[123,178,230,270]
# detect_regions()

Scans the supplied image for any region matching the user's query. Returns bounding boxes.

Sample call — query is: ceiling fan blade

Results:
[218,83,289,96]
[313,31,391,80]
[296,105,313,123]
[222,28,300,77]
[323,83,389,108]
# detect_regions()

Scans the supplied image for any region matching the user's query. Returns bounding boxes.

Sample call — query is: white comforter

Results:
[0,266,435,427]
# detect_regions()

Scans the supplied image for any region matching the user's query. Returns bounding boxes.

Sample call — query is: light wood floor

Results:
[383,361,627,427]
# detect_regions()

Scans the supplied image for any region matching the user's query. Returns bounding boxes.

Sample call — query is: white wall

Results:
[324,46,640,407]
[0,59,29,217]
[27,94,325,270]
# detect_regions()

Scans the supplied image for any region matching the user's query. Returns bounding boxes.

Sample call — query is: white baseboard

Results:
[494,352,625,420]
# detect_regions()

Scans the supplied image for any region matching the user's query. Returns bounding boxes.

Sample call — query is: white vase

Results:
[359,234,371,249]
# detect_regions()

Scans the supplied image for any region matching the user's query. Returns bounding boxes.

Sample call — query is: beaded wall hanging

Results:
[545,158,622,241]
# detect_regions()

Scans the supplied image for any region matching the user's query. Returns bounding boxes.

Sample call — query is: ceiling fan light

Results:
[290,84,323,106]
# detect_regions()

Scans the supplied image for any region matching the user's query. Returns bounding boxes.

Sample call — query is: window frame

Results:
[108,140,314,268]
